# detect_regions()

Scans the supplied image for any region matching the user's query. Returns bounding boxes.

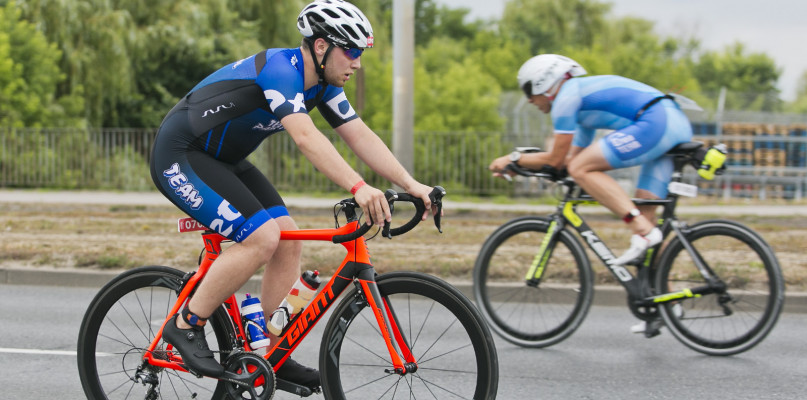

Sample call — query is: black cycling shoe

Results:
[162,314,225,378]
[276,358,320,389]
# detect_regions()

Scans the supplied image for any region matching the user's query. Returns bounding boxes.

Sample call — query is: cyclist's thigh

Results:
[150,110,285,242]
[600,102,693,169]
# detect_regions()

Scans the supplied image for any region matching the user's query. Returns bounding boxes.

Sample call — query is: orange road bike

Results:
[77,187,499,399]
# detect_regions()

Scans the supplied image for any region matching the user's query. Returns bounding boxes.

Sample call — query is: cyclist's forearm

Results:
[338,121,419,191]
[291,129,364,190]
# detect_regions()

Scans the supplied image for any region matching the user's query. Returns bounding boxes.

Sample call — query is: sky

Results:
[435,0,807,101]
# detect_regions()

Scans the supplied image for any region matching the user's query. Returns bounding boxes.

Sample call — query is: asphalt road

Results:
[1,283,804,399]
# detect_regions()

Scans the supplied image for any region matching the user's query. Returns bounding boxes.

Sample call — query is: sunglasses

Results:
[342,47,364,60]
[521,81,533,98]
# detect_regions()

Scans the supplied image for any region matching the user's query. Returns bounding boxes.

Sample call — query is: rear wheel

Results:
[473,217,594,348]
[319,271,499,399]
[656,220,784,356]
[77,266,235,399]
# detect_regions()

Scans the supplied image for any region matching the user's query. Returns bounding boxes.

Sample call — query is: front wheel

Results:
[77,266,236,400]
[655,220,785,356]
[473,216,594,348]
[319,271,499,399]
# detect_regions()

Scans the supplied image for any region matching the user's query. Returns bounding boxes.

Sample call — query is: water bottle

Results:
[698,143,728,180]
[267,270,322,336]
[240,293,271,349]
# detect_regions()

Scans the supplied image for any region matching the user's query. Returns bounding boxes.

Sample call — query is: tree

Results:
[692,42,782,111]
[562,17,706,108]
[0,1,82,127]
[786,70,807,113]
[499,0,611,54]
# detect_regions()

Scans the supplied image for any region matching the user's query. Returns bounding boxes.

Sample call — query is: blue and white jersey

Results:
[550,75,693,198]
[551,75,664,148]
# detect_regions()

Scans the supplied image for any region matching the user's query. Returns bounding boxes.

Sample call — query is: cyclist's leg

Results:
[634,157,673,223]
[221,162,319,388]
[151,120,283,376]
[567,143,656,236]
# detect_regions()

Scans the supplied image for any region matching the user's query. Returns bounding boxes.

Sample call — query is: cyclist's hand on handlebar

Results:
[353,184,390,226]
[488,155,516,179]
[406,182,442,221]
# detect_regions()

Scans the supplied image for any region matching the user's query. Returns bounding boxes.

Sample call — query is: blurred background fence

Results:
[4,123,807,200]
[0,127,515,196]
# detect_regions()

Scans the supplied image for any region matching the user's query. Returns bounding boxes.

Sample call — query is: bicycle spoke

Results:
[657,221,783,355]
[322,273,497,399]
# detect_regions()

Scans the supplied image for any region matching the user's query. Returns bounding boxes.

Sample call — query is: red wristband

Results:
[350,180,366,195]
[622,209,640,223]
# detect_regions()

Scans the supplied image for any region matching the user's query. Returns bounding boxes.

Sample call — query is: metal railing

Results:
[0,127,513,196]
[3,127,807,200]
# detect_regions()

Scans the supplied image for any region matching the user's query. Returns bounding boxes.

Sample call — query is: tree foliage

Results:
[1,0,802,131]
[786,71,807,113]
[692,43,782,111]
[0,1,82,127]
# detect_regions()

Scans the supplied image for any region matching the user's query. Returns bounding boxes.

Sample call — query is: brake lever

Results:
[382,189,398,239]
[431,186,446,233]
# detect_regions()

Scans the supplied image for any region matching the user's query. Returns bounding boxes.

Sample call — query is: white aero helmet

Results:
[518,54,587,97]
[297,0,374,49]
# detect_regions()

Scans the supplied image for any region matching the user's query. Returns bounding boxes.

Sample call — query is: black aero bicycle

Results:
[77,187,499,399]
[473,142,784,356]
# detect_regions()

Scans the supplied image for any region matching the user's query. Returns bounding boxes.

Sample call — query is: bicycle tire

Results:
[655,220,785,356]
[473,216,594,348]
[77,266,236,399]
[319,271,499,399]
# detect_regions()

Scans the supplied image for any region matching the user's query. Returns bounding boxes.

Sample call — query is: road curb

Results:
[3,267,803,314]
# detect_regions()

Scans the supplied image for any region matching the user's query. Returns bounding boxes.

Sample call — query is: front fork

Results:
[353,275,418,375]
[525,220,561,286]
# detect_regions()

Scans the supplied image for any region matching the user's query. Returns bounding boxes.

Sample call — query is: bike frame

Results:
[524,163,726,307]
[143,219,417,377]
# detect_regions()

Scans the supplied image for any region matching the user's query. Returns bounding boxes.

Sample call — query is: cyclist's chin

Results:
[325,77,347,88]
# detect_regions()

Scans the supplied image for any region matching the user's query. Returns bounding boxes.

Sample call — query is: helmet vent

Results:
[342,25,359,40]
[322,9,340,18]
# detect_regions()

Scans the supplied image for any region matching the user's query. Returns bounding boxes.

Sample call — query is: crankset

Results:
[627,295,660,322]
[222,351,276,400]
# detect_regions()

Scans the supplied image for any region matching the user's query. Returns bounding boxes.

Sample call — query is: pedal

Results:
[643,319,663,338]
[644,328,662,339]
[276,378,319,397]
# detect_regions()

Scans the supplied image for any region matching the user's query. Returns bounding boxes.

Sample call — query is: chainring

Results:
[627,295,660,322]
[223,351,276,400]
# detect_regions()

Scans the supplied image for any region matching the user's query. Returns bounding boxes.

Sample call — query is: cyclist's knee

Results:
[240,222,282,260]
[567,159,598,180]
[274,216,302,255]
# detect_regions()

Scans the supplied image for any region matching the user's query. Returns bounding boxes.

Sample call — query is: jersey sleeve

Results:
[316,85,360,128]
[550,80,582,135]
[255,52,309,120]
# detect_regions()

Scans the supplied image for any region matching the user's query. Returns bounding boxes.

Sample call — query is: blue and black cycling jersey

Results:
[150,47,359,242]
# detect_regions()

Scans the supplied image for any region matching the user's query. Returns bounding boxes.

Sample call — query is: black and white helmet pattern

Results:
[298,0,374,48]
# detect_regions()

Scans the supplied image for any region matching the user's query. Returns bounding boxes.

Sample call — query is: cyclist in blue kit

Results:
[149,0,437,387]
[489,54,693,331]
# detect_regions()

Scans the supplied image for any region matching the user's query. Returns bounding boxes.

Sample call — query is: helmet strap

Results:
[546,73,573,101]
[306,38,335,87]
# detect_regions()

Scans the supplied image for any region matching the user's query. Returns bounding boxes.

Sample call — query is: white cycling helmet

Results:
[517,54,587,97]
[297,0,374,49]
